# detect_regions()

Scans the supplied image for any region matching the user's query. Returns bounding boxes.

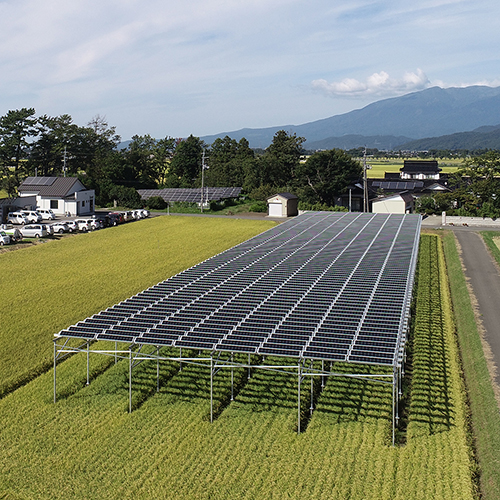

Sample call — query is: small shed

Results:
[267,192,298,218]
[372,191,415,214]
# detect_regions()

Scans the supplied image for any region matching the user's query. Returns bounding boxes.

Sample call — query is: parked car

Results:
[37,209,56,220]
[20,224,49,238]
[7,212,28,225]
[109,212,124,224]
[74,219,91,232]
[61,220,77,232]
[0,231,11,245]
[51,222,69,234]
[0,225,22,241]
[21,210,43,223]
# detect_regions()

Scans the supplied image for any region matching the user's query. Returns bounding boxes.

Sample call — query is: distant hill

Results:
[201,85,500,149]
[397,124,500,151]
[304,134,412,151]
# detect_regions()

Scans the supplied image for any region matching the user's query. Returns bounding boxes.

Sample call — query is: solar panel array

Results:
[22,176,56,186]
[138,187,242,203]
[372,181,424,190]
[56,212,421,367]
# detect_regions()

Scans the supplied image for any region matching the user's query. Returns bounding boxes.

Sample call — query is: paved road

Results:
[421,217,500,393]
[453,230,500,390]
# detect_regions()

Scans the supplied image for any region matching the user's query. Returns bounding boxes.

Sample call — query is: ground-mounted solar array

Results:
[137,187,242,203]
[54,211,421,439]
[56,212,420,367]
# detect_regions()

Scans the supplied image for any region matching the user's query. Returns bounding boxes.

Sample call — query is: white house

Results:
[372,192,415,214]
[17,176,95,216]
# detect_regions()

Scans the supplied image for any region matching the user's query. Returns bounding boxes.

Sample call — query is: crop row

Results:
[0,233,477,499]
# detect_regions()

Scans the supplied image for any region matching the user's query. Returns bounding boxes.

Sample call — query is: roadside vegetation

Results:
[0,223,479,499]
[441,230,500,499]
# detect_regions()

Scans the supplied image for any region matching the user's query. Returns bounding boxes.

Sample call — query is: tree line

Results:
[0,108,362,209]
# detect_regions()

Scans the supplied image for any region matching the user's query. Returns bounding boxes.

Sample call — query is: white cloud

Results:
[311,69,430,98]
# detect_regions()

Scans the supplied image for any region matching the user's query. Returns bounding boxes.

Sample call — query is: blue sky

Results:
[1,0,499,140]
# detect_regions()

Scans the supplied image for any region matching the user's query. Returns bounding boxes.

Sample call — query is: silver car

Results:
[20,224,49,238]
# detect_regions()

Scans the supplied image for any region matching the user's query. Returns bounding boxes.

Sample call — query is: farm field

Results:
[0,216,275,398]
[367,158,462,178]
[0,220,478,499]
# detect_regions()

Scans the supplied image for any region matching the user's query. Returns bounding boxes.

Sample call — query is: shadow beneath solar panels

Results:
[152,352,261,421]
[310,362,394,426]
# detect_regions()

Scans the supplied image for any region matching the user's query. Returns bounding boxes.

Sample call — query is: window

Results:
[50,200,58,209]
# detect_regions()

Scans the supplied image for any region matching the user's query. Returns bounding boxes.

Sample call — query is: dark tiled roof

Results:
[18,177,84,197]
[270,192,298,200]
[401,160,441,173]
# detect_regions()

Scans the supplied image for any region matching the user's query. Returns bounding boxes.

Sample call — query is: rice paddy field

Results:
[0,219,480,499]
[367,158,462,178]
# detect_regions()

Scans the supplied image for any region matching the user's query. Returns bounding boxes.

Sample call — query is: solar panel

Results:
[372,181,424,190]
[56,212,421,368]
[137,187,242,203]
[22,176,56,186]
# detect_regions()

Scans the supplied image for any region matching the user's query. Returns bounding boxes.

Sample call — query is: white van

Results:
[7,212,28,225]
[38,209,56,220]
[21,210,42,223]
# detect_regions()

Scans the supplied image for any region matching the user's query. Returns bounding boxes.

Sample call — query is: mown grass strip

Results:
[442,230,500,500]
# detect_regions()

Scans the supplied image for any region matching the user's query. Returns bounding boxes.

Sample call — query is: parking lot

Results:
[0,208,150,251]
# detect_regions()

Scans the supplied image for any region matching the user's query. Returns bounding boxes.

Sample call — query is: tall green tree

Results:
[207,136,255,187]
[28,114,79,177]
[124,135,177,187]
[0,108,37,178]
[294,148,362,206]
[169,135,204,187]
[259,130,305,187]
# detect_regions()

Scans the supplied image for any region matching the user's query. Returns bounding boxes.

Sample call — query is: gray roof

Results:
[18,177,85,198]
[269,192,298,200]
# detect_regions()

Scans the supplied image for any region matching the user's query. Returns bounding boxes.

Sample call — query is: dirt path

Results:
[454,230,500,398]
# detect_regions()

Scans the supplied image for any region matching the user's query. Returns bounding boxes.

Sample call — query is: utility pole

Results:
[201,150,207,212]
[363,147,371,212]
[63,146,67,177]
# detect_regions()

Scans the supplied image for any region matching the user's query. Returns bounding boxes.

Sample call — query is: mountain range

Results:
[200,85,500,150]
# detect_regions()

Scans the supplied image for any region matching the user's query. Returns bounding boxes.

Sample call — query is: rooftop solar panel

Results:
[56,212,421,369]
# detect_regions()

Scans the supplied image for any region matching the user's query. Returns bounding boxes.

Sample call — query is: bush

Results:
[248,201,268,212]
[298,201,347,212]
[146,196,167,210]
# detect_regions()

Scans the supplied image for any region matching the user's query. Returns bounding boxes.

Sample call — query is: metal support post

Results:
[86,341,90,385]
[392,371,396,446]
[129,349,132,414]
[53,341,57,403]
[179,348,182,372]
[230,352,234,401]
[210,356,214,423]
[156,347,160,393]
[321,360,325,388]
[297,361,302,434]
[310,360,314,416]
[247,353,251,379]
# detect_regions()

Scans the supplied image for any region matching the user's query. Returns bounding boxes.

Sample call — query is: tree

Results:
[206,136,255,187]
[28,114,79,177]
[124,135,177,188]
[169,135,204,187]
[259,130,305,187]
[294,148,362,207]
[0,108,37,179]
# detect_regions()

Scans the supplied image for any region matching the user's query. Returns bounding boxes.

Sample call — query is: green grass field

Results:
[0,223,480,499]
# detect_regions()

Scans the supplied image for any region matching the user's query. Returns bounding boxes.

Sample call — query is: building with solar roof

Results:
[18,176,95,216]
[54,211,421,444]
